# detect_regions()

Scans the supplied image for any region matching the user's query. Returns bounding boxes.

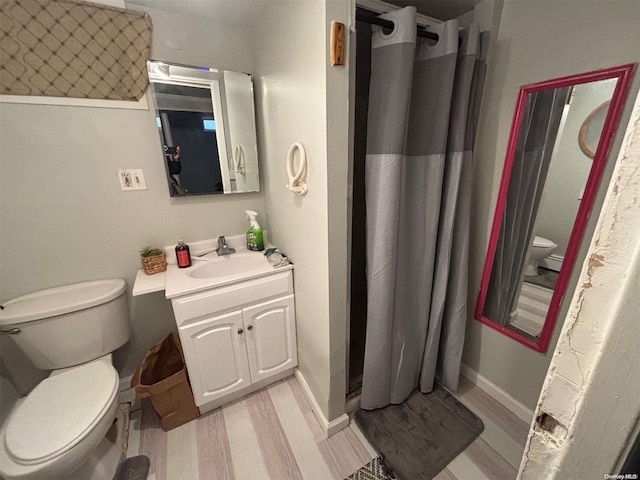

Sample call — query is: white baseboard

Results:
[294,369,350,437]
[541,254,563,272]
[460,364,534,424]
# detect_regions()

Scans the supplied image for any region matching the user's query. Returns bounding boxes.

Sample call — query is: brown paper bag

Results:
[131,334,199,431]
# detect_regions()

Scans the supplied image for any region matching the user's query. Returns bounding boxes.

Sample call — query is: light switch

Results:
[118,169,147,191]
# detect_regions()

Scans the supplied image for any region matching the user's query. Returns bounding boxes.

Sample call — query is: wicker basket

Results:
[141,253,166,275]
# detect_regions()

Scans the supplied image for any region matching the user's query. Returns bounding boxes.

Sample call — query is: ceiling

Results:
[386,0,481,20]
[128,0,481,28]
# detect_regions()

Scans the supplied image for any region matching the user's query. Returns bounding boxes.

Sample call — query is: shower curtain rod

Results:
[356,7,439,41]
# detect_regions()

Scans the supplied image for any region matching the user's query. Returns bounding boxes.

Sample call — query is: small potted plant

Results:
[139,245,166,275]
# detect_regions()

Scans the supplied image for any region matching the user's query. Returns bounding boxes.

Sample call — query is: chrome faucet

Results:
[216,236,236,256]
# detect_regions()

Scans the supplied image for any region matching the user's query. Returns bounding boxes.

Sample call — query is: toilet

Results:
[525,236,558,277]
[0,279,130,480]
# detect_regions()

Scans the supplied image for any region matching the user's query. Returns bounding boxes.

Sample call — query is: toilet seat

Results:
[533,236,556,248]
[5,361,118,466]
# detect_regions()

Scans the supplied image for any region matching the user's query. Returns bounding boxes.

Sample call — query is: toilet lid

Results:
[533,236,555,248]
[5,361,118,465]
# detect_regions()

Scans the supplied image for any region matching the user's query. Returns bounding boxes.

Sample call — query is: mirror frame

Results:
[475,63,636,353]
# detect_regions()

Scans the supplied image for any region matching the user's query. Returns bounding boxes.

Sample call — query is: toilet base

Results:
[525,259,539,277]
[71,404,128,480]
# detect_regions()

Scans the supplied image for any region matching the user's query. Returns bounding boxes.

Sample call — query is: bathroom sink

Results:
[163,235,294,299]
[186,253,266,279]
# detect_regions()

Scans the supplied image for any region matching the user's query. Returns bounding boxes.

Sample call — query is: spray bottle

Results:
[245,210,264,251]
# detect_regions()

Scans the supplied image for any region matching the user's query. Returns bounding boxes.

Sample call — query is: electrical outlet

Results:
[117,169,147,191]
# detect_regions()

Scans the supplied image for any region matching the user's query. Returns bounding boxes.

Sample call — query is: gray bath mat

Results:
[113,455,150,480]
[354,384,484,479]
[346,456,396,479]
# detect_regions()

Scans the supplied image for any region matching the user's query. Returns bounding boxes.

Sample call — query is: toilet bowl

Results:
[525,236,558,276]
[0,279,130,480]
[0,360,119,479]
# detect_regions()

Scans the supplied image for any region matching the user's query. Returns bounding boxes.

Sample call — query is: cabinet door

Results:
[178,310,251,406]
[243,295,297,382]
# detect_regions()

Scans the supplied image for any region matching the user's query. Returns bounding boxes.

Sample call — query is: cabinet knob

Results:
[237,328,244,335]
[247,324,253,331]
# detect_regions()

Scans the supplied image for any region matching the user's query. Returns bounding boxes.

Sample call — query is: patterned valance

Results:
[0,0,152,101]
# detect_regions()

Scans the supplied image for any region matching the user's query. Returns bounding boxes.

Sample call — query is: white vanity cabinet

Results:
[170,271,297,413]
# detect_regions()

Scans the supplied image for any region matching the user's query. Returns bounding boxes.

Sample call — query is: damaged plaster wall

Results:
[519,89,640,478]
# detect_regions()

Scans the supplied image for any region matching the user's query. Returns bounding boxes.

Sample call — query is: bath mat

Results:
[354,384,484,479]
[346,456,396,479]
[524,267,558,290]
[112,455,150,480]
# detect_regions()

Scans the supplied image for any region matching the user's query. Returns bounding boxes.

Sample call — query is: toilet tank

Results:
[0,279,130,370]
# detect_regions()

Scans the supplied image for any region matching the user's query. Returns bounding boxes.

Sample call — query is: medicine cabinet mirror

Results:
[475,64,635,353]
[147,61,260,196]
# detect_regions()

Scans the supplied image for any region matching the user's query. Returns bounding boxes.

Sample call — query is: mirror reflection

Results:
[148,61,260,196]
[475,65,635,352]
[506,79,616,338]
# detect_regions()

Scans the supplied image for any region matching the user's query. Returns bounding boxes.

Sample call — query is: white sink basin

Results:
[187,253,266,279]
[163,236,294,299]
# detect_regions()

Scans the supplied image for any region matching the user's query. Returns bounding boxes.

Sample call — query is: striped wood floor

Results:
[126,375,529,480]
[511,282,554,337]
[435,376,531,479]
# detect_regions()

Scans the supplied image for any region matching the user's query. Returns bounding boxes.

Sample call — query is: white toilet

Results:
[525,236,558,277]
[0,279,130,480]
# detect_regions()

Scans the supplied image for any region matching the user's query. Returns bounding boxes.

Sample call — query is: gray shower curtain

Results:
[361,7,487,409]
[483,87,571,327]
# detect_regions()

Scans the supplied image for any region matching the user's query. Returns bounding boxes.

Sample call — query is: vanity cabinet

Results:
[179,310,251,403]
[170,271,297,412]
[243,295,297,382]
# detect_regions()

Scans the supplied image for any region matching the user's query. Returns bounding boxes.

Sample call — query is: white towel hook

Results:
[234,145,246,175]
[286,142,308,195]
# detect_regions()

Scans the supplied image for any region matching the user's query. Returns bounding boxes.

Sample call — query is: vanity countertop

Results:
[132,235,293,298]
[132,269,166,296]
[164,249,293,299]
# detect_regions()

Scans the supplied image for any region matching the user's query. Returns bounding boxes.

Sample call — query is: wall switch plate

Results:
[118,169,147,191]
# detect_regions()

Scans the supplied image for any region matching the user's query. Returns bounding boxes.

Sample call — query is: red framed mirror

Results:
[475,64,636,353]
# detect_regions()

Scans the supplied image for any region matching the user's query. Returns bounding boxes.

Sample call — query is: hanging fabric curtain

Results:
[361,6,488,409]
[483,87,571,326]
[0,0,152,101]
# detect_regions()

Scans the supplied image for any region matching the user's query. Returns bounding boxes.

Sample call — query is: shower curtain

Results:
[361,6,488,409]
[483,87,571,327]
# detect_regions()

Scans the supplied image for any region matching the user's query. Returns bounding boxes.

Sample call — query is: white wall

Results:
[251,0,351,421]
[0,5,265,391]
[465,0,640,411]
[325,0,352,421]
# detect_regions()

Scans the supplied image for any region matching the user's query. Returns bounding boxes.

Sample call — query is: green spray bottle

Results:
[245,210,264,251]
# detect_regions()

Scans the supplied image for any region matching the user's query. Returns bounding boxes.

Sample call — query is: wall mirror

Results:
[147,61,260,196]
[475,64,635,353]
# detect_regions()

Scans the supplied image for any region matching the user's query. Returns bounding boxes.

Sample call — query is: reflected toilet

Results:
[525,236,558,277]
